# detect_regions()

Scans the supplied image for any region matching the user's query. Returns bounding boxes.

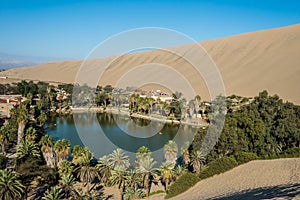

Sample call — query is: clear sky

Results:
[0,0,299,59]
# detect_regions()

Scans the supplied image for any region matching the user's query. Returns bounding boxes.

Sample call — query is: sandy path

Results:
[150,158,300,200]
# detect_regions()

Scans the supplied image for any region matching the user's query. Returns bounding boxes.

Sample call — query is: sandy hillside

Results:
[1,24,300,103]
[149,158,300,200]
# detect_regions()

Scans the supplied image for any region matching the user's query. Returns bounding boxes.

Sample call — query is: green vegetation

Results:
[199,156,238,179]
[0,80,299,199]
[165,173,200,199]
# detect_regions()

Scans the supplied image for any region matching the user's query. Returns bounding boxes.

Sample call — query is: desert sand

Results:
[149,158,300,200]
[1,24,300,103]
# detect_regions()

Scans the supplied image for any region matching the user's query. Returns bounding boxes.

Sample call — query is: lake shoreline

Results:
[71,106,208,128]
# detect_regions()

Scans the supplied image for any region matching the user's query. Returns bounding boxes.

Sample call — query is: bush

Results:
[0,155,7,169]
[234,152,258,164]
[261,148,300,160]
[199,156,238,179]
[165,173,200,199]
[149,190,165,196]
[283,147,300,157]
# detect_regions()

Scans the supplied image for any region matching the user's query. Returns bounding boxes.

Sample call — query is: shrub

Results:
[149,190,165,196]
[261,148,300,160]
[199,156,238,179]
[165,173,200,199]
[283,147,300,157]
[234,152,258,164]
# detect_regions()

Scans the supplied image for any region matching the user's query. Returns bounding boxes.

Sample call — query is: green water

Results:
[47,112,198,164]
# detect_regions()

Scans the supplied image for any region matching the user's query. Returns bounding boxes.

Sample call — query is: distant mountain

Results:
[0,52,70,70]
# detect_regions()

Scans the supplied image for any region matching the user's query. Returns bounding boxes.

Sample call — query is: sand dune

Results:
[1,24,300,103]
[149,158,300,200]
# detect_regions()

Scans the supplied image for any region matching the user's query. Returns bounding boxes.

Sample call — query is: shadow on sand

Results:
[212,183,300,200]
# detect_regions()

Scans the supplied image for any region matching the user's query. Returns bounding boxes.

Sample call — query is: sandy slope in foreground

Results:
[149,158,300,200]
[1,24,300,103]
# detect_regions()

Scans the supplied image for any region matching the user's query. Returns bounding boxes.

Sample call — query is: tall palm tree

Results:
[195,95,201,119]
[16,140,40,161]
[148,97,155,115]
[17,106,29,144]
[96,155,112,186]
[0,125,13,156]
[159,162,174,193]
[75,148,99,194]
[109,166,127,200]
[180,142,190,166]
[138,156,157,197]
[0,134,7,156]
[0,169,25,200]
[164,140,178,167]
[108,149,130,170]
[190,150,205,174]
[136,146,151,164]
[42,186,64,200]
[54,139,70,166]
[39,135,55,168]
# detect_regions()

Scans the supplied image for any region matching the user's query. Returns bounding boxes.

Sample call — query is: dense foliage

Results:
[199,156,238,180]
[0,80,299,199]
[193,91,300,160]
[165,173,200,199]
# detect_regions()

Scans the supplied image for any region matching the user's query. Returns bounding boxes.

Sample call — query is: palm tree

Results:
[180,142,190,166]
[164,140,178,167]
[0,169,25,200]
[136,146,151,164]
[17,106,29,144]
[96,155,112,186]
[58,174,76,198]
[0,125,13,155]
[148,97,155,115]
[25,127,37,142]
[125,169,143,191]
[54,139,70,166]
[123,188,145,200]
[42,186,64,200]
[38,113,48,126]
[87,190,104,200]
[58,160,74,177]
[73,188,88,200]
[195,95,201,119]
[164,106,171,118]
[39,135,55,168]
[109,166,127,200]
[16,140,40,161]
[108,149,130,170]
[75,148,99,194]
[138,156,157,197]
[190,150,205,174]
[159,162,174,193]
[0,134,7,156]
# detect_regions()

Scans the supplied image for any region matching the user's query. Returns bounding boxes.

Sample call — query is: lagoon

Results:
[47,112,198,165]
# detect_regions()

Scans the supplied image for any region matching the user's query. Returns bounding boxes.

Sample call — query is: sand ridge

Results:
[1,24,300,103]
[149,158,300,200]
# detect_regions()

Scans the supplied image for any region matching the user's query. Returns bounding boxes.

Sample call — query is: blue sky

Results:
[0,0,299,59]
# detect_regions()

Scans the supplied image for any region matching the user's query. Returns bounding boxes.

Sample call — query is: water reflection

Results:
[47,112,198,165]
